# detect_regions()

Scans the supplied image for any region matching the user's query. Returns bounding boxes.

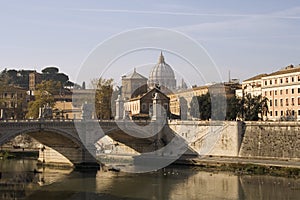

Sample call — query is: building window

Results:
[280,99,283,106]
[280,90,283,95]
[286,98,289,106]
[270,111,273,116]
[292,110,295,116]
[298,88,300,93]
[275,79,277,84]
[142,103,147,111]
[292,88,294,94]
[275,90,277,95]
[270,99,273,106]
[286,89,288,94]
[275,99,278,106]
[270,91,272,96]
[292,98,295,105]
[298,97,300,105]
[163,103,168,111]
[149,103,153,110]
[286,77,289,83]
[275,111,278,116]
[280,79,283,84]
[298,110,300,115]
[270,80,272,85]
[265,81,267,86]
[281,111,283,116]
[265,91,267,96]
[298,76,300,81]
[292,77,294,82]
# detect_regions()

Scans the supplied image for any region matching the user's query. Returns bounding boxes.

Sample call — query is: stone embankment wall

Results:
[169,121,300,161]
[239,121,300,160]
[169,121,241,157]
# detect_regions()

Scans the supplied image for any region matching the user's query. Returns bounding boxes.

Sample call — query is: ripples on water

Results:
[0,159,299,200]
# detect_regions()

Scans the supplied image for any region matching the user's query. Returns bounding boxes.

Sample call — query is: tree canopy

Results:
[93,78,114,120]
[26,80,62,119]
[189,93,268,121]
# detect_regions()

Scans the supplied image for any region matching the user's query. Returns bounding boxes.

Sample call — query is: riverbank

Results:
[97,154,300,178]
[0,149,39,159]
[2,150,299,178]
[175,155,300,178]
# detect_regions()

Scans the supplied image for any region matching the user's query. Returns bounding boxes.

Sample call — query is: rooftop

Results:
[243,73,268,82]
[266,65,300,77]
[122,68,147,80]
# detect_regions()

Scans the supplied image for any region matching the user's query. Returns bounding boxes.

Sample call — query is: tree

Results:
[94,78,114,120]
[82,81,86,90]
[226,95,242,120]
[42,67,59,74]
[26,80,62,119]
[190,96,200,118]
[198,93,211,120]
[0,69,11,86]
[240,94,268,121]
[190,93,211,120]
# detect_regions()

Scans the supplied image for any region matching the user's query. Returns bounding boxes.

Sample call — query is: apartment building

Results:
[262,65,300,121]
[236,74,267,98]
[0,85,28,119]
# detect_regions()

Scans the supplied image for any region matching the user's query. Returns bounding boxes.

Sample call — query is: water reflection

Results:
[0,159,299,200]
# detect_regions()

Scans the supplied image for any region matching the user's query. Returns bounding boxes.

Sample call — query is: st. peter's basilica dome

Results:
[148,52,176,90]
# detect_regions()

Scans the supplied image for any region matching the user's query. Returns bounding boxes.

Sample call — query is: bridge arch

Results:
[0,123,98,167]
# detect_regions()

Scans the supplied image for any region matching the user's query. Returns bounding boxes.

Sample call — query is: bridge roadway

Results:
[0,119,180,167]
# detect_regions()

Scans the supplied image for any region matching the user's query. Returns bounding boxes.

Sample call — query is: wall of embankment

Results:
[239,121,300,160]
[168,121,300,161]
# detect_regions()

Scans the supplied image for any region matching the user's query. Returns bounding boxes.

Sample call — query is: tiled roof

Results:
[243,73,268,82]
[123,69,147,80]
[266,65,300,77]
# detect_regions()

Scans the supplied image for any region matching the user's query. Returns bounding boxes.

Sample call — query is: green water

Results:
[0,159,299,200]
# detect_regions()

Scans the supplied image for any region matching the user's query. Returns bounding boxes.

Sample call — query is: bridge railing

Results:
[0,119,152,123]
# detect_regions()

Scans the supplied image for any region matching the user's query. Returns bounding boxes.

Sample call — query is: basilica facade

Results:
[121,52,177,119]
[121,52,177,99]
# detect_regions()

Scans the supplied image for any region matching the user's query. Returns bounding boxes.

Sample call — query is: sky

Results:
[1,0,300,87]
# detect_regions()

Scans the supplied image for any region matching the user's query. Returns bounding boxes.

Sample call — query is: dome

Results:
[148,52,176,90]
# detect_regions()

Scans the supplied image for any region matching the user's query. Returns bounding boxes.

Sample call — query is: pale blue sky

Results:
[1,0,300,86]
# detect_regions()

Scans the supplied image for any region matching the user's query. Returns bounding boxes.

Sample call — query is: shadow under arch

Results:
[0,126,99,168]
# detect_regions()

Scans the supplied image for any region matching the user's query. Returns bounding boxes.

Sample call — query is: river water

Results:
[0,159,299,200]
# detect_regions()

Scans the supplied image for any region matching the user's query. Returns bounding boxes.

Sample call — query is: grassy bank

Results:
[0,150,39,159]
[176,160,300,178]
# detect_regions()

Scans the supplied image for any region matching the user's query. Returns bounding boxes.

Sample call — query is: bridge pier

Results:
[38,145,73,167]
[37,145,100,169]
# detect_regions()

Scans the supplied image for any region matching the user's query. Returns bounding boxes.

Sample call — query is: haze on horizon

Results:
[1,0,300,86]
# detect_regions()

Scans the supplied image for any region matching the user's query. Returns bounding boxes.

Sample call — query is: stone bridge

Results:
[0,119,180,167]
[2,120,298,169]
[0,120,241,168]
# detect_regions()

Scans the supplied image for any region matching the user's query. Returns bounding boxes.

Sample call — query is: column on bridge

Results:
[115,95,124,120]
[152,92,166,121]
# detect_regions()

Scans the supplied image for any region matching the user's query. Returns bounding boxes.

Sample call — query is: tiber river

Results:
[0,159,299,200]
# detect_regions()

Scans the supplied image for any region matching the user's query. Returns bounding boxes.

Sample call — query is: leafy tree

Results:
[42,67,59,74]
[198,93,211,120]
[82,81,86,89]
[0,69,35,89]
[240,94,268,121]
[93,78,114,120]
[26,80,62,118]
[190,96,200,118]
[190,93,211,120]
[226,95,242,120]
[0,69,11,86]
[190,92,268,121]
